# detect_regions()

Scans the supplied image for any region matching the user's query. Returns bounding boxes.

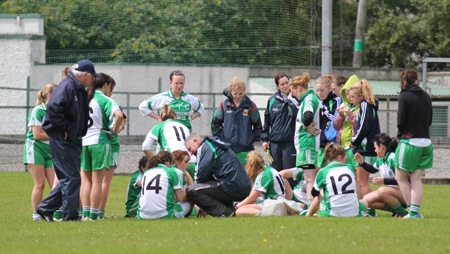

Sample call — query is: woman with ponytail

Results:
[306,143,368,217]
[138,151,190,219]
[347,79,381,217]
[80,73,123,221]
[24,83,58,221]
[291,72,321,208]
[142,104,195,179]
[355,133,408,217]
[235,151,291,215]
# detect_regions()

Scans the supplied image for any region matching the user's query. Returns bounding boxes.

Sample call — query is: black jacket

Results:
[261,91,299,143]
[351,99,380,156]
[196,137,251,199]
[42,71,89,140]
[319,92,338,147]
[397,85,432,139]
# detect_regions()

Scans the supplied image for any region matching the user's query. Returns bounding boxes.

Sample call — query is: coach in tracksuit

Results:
[37,60,99,221]
[185,134,251,217]
[261,74,300,187]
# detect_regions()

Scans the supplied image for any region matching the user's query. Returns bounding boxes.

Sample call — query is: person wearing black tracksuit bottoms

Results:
[185,135,251,217]
[261,90,300,187]
[37,60,99,221]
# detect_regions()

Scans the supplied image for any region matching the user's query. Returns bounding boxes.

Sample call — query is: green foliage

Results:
[0,0,320,65]
[1,172,450,253]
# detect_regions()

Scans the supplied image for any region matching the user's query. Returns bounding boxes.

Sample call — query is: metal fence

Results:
[1,86,449,176]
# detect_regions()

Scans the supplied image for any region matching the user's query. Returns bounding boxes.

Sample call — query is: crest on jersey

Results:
[243,109,249,116]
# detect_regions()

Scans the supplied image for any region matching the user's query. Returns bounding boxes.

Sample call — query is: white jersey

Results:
[83,90,120,146]
[138,165,182,219]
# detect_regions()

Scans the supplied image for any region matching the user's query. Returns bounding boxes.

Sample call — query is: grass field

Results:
[1,172,449,254]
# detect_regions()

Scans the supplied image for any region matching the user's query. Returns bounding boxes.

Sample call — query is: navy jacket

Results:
[351,99,380,156]
[42,71,89,140]
[319,92,338,147]
[196,137,251,198]
[261,91,299,143]
[211,94,262,153]
[397,85,432,139]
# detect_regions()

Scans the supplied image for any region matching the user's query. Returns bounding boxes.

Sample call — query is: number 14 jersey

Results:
[137,165,183,219]
[313,161,359,217]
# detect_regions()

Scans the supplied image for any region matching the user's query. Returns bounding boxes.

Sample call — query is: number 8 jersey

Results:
[313,161,359,217]
[137,165,183,219]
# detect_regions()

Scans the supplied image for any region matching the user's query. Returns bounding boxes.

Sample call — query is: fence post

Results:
[386,98,390,134]
[126,92,130,136]
[25,76,30,172]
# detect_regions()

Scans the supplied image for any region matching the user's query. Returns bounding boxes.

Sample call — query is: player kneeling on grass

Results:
[306,143,368,217]
[124,156,148,218]
[279,167,307,210]
[137,151,191,219]
[355,133,408,217]
[235,151,292,215]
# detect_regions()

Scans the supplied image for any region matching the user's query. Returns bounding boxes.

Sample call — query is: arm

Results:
[111,109,124,134]
[351,102,374,146]
[333,109,345,130]
[211,103,225,136]
[235,190,262,209]
[284,178,293,200]
[305,192,322,216]
[32,126,50,141]
[279,168,294,179]
[260,99,272,144]
[174,188,187,202]
[397,94,407,138]
[46,84,70,132]
[139,96,163,123]
[142,129,157,158]
[195,143,215,183]
[250,103,262,142]
[190,97,204,121]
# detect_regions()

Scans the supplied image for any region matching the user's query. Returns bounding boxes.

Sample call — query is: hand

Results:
[303,122,321,136]
[372,177,384,185]
[64,131,68,140]
[102,130,117,139]
[262,142,269,151]
[196,206,208,218]
[354,153,363,164]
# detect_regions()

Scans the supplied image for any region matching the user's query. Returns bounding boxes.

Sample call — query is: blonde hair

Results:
[316,74,333,89]
[349,79,376,106]
[161,104,177,121]
[229,77,246,95]
[290,72,310,89]
[324,143,346,161]
[36,83,57,105]
[245,151,265,184]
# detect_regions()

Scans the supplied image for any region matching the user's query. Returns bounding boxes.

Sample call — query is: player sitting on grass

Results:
[355,133,408,218]
[235,151,292,216]
[306,143,368,217]
[124,156,148,218]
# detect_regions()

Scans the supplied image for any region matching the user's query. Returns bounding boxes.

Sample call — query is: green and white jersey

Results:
[139,89,204,130]
[26,103,49,145]
[137,164,182,219]
[125,169,143,212]
[171,165,187,192]
[142,119,190,153]
[83,90,120,146]
[313,161,359,217]
[294,90,321,153]
[373,152,396,178]
[253,165,286,203]
[290,167,307,204]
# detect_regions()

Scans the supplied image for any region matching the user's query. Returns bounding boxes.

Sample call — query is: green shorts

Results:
[236,151,250,164]
[318,201,367,217]
[396,140,433,172]
[296,149,317,167]
[23,139,53,168]
[174,201,192,218]
[317,147,328,168]
[111,151,119,167]
[81,143,112,171]
[358,201,367,217]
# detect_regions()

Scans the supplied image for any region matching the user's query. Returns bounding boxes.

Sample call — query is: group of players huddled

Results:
[25,67,432,221]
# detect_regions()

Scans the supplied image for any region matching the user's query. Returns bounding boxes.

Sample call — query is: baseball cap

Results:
[76,60,100,78]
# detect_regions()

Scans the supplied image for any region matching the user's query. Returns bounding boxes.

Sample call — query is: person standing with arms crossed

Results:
[37,60,99,222]
[395,69,433,219]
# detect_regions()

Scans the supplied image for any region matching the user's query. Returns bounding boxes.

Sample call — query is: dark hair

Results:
[373,133,398,153]
[324,143,346,161]
[400,69,418,90]
[88,73,115,102]
[333,75,348,87]
[146,151,173,169]
[172,150,190,165]
[169,70,185,81]
[138,156,149,171]
[274,73,289,86]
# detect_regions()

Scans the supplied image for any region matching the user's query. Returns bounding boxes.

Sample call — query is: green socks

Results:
[409,204,420,216]
[392,202,407,216]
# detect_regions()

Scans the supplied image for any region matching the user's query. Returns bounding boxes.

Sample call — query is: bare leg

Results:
[29,164,46,212]
[396,168,411,205]
[100,166,115,211]
[410,170,423,206]
[377,186,406,207]
[90,168,107,210]
[236,204,262,216]
[81,170,92,208]
[303,169,316,201]
[362,191,384,210]
[356,166,372,198]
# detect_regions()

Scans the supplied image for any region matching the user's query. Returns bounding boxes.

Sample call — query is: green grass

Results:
[1,172,449,254]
